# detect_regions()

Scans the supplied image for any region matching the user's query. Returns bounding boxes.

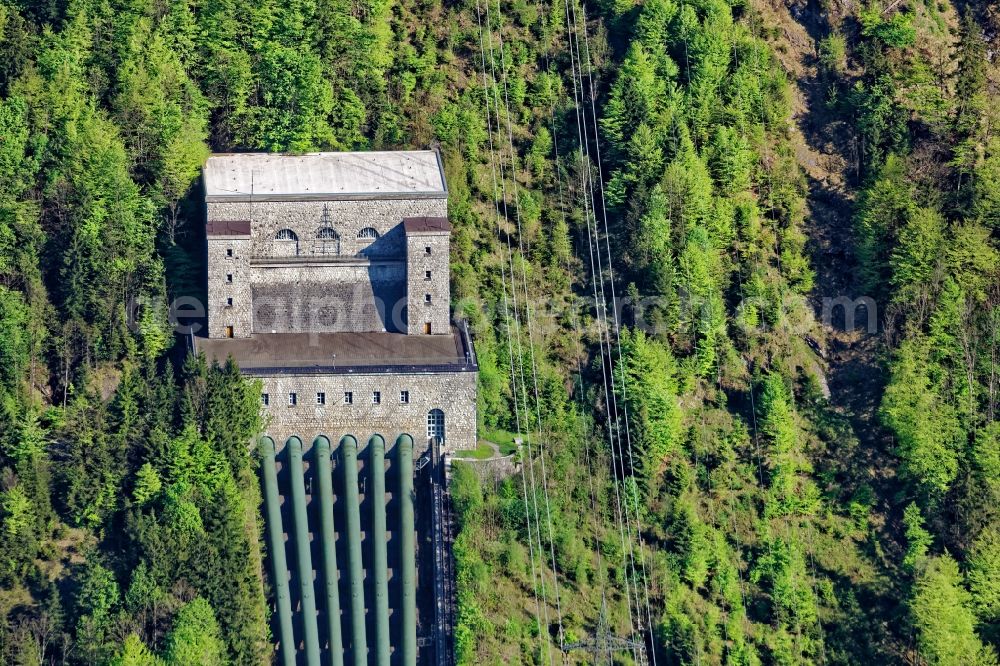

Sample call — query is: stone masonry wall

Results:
[207,197,448,338]
[405,232,450,335]
[208,198,448,258]
[207,237,252,338]
[257,370,477,457]
[249,261,406,333]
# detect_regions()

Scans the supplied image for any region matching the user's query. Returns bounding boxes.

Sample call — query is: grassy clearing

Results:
[454,441,498,460]
[480,427,521,455]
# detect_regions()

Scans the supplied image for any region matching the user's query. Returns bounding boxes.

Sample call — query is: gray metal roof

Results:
[194,329,476,374]
[204,151,447,202]
[403,217,452,234]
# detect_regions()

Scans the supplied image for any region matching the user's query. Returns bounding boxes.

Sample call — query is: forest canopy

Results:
[0,0,998,664]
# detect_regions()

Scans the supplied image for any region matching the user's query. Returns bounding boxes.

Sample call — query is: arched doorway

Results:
[427,409,445,445]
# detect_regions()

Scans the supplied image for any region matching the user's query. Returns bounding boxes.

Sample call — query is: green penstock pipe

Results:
[313,436,344,666]
[341,435,368,666]
[397,434,417,666]
[259,436,296,666]
[369,435,391,665]
[288,436,321,665]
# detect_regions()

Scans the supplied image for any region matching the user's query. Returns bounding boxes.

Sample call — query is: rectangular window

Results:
[425,270,432,280]
[425,294,432,304]
[423,322,432,334]
[372,391,381,405]
[316,392,326,405]
[226,273,233,283]
[344,391,353,405]
[226,248,233,257]
[400,390,410,404]
[288,392,297,406]
[226,297,233,307]
[425,245,431,255]
[224,325,234,338]
[261,393,269,406]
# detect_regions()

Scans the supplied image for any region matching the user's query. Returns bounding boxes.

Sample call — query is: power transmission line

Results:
[482,0,569,651]
[472,1,548,656]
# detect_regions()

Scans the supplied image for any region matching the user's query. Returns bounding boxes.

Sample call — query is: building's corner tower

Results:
[205,219,252,339]
[404,217,451,335]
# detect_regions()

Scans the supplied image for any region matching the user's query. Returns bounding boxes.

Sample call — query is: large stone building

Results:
[196,150,477,455]
[195,151,473,665]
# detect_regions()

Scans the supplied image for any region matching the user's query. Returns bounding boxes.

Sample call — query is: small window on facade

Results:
[316,392,326,405]
[344,391,353,405]
[226,297,233,307]
[315,227,341,256]
[261,393,269,406]
[425,294,432,304]
[400,390,410,404]
[275,229,300,257]
[288,392,297,406]
[226,273,233,283]
[226,248,233,257]
[425,245,432,255]
[358,227,379,240]
[423,322,432,334]
[224,325,234,338]
[372,391,381,404]
[425,270,432,280]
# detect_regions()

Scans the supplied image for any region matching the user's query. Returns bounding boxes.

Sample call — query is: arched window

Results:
[315,227,340,256]
[274,228,299,256]
[427,409,445,443]
[358,227,380,240]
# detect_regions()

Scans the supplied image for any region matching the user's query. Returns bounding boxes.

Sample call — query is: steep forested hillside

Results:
[0,0,997,664]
